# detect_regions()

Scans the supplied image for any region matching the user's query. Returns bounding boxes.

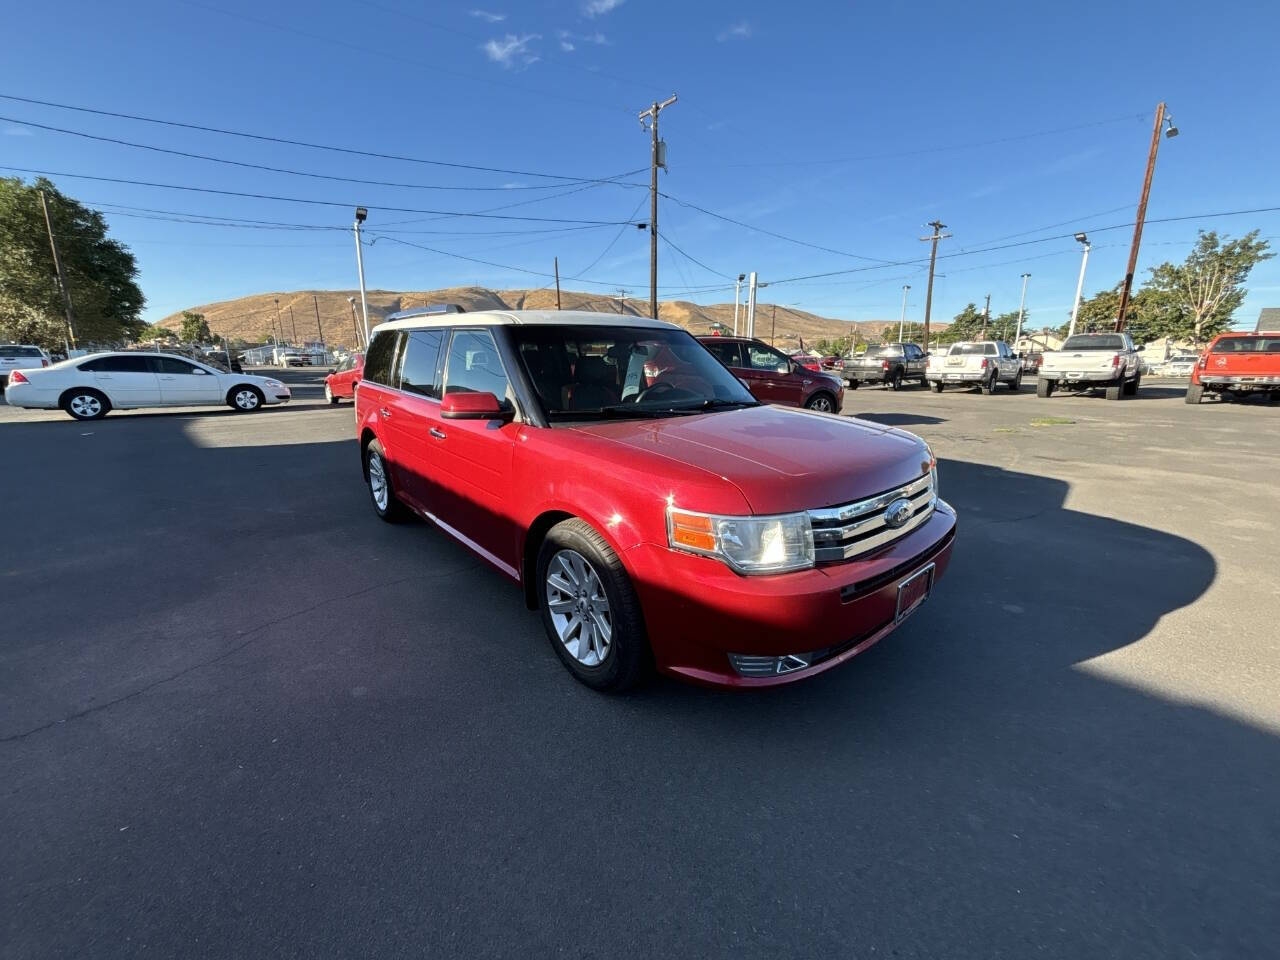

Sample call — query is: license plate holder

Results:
[895,564,935,623]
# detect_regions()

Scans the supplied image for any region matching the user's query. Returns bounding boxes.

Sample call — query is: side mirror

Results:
[441,391,510,420]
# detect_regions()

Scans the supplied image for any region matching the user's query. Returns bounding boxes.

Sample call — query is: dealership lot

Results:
[3,373,1278,958]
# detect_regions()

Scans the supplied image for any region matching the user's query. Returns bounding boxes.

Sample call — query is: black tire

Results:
[325,383,340,405]
[61,387,111,421]
[1123,372,1141,396]
[227,385,265,412]
[980,371,997,395]
[1105,379,1124,401]
[889,369,904,391]
[1036,378,1054,398]
[1009,369,1023,391]
[846,379,859,391]
[363,438,410,523]
[536,518,649,692]
[805,391,838,413]
[931,381,944,393]
[1185,383,1204,405]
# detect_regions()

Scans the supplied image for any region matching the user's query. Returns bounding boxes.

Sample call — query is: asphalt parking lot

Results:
[3,370,1279,959]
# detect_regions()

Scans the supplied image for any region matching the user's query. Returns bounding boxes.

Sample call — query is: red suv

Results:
[698,336,845,412]
[324,352,364,403]
[355,311,954,691]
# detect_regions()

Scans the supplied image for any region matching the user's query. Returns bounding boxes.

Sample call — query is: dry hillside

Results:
[161,288,912,351]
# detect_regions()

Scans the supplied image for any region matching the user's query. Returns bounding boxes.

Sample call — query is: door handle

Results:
[160,375,176,380]
[429,427,446,440]
[380,407,391,418]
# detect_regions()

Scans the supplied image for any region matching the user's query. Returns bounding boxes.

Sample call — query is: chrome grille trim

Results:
[808,473,935,563]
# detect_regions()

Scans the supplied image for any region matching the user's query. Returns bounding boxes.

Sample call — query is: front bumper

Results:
[623,501,957,687]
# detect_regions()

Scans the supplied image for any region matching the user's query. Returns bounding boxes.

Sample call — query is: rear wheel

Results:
[1185,384,1204,404]
[980,371,998,395]
[1105,379,1124,401]
[1036,378,1055,398]
[325,383,339,405]
[364,439,410,523]
[931,381,944,393]
[846,379,859,391]
[61,388,110,421]
[537,519,649,692]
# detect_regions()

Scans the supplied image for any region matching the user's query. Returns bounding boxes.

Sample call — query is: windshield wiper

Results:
[664,398,760,413]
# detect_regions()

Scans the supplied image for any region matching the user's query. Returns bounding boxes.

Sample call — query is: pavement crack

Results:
[0,564,481,745]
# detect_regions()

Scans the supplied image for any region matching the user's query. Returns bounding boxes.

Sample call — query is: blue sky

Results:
[3,0,1279,330]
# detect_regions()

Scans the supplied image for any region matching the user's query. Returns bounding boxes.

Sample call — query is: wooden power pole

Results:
[920,220,949,352]
[554,256,561,310]
[1115,102,1173,332]
[638,94,677,319]
[39,190,77,349]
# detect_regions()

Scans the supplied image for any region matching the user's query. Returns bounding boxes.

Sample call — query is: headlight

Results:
[667,507,814,575]
[263,379,284,388]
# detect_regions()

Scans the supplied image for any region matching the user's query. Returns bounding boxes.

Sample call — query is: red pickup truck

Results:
[1186,332,1280,403]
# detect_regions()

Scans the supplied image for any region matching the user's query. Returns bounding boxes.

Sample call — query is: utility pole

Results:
[733,273,745,335]
[273,297,284,352]
[1014,273,1030,348]
[313,295,326,351]
[770,304,777,345]
[614,288,630,314]
[1116,102,1177,332]
[1068,234,1091,338]
[980,293,991,340]
[638,94,677,320]
[920,221,949,352]
[288,304,298,344]
[39,190,77,350]
[897,284,911,342]
[353,207,371,343]
[554,256,561,310]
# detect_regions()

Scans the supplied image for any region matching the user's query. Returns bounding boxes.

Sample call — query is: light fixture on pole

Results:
[353,206,371,344]
[733,273,746,335]
[1014,273,1030,348]
[897,284,911,342]
[1068,233,1091,338]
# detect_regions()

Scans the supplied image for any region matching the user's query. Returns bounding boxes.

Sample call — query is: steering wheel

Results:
[634,380,691,404]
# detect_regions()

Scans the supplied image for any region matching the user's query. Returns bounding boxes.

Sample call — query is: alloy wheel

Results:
[545,549,612,667]
[234,389,260,410]
[368,451,389,511]
[70,394,101,418]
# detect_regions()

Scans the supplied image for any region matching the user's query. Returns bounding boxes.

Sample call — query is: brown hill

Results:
[160,288,913,351]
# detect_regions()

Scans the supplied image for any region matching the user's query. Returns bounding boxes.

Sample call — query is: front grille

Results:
[808,473,935,563]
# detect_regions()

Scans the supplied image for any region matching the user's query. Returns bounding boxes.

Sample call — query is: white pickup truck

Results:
[925,340,1023,394]
[1037,332,1141,400]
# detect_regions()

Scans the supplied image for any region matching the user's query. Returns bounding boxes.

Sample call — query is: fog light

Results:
[728,652,813,678]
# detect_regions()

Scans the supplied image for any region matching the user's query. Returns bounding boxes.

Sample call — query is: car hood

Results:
[567,405,931,514]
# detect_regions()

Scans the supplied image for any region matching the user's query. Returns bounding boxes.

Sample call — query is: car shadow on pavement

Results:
[850,412,948,426]
[3,420,1275,959]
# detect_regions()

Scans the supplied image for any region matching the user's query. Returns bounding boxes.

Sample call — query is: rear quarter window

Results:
[363,331,402,385]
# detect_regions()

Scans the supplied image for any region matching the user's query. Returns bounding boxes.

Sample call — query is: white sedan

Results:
[4,351,291,420]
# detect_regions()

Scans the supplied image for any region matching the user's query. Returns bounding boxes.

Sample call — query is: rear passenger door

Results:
[382,328,446,512]
[430,328,520,573]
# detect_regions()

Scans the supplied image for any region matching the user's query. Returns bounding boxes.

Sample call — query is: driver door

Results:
[151,356,224,406]
[743,342,804,406]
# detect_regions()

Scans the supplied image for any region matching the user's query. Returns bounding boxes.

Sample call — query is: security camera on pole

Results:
[353,206,371,343]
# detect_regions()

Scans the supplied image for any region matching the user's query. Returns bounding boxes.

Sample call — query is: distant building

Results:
[1257,307,1280,331]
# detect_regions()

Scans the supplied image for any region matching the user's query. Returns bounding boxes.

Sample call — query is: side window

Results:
[152,357,201,375]
[704,340,743,368]
[94,355,153,373]
[746,344,788,372]
[78,357,107,372]
[363,331,401,386]
[399,328,445,399]
[443,329,511,404]
[906,345,921,359]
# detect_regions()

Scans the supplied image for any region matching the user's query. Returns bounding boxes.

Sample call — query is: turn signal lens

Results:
[668,511,716,551]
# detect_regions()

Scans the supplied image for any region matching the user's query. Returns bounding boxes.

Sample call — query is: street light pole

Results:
[733,273,745,335]
[353,207,371,343]
[347,297,361,349]
[1115,102,1177,332]
[897,284,911,342]
[745,272,759,338]
[1014,273,1030,348]
[1068,234,1091,338]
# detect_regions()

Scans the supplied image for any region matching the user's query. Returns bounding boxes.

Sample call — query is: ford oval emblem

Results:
[884,497,913,529]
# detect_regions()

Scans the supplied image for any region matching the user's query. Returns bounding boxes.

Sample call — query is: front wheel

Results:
[537,519,649,692]
[228,386,264,411]
[805,392,837,413]
[1123,372,1141,397]
[1008,369,1023,391]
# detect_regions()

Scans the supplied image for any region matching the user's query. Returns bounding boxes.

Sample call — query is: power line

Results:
[0,113,640,193]
[658,230,735,280]
[0,93,634,184]
[1,165,645,225]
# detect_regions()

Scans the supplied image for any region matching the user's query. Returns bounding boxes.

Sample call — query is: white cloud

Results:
[585,30,608,44]
[716,21,752,41]
[556,28,608,51]
[583,0,623,17]
[560,40,575,51]
[470,9,505,22]
[3,126,34,136]
[482,33,541,67]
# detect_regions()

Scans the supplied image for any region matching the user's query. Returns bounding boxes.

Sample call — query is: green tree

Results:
[145,326,178,340]
[1058,284,1159,342]
[180,311,212,342]
[0,177,145,349]
[1143,230,1273,343]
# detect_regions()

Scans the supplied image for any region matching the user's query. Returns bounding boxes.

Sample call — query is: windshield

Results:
[0,346,44,358]
[864,345,901,358]
[1062,334,1125,350]
[512,324,757,421]
[1211,336,1280,353]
